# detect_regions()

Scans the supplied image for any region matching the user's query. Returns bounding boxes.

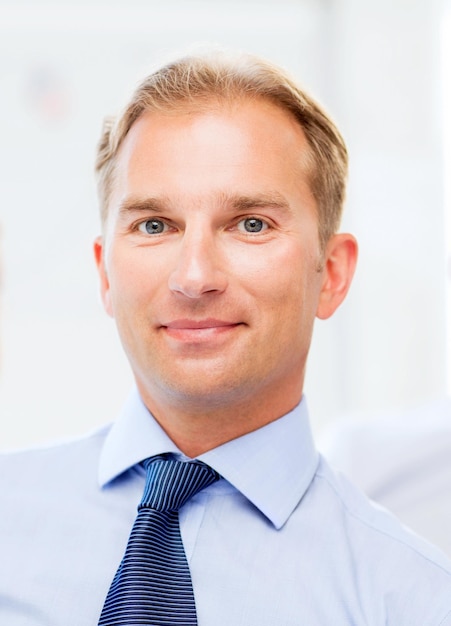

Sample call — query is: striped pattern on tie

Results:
[98,455,220,625]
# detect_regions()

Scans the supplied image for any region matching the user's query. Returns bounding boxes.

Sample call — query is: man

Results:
[1,50,451,625]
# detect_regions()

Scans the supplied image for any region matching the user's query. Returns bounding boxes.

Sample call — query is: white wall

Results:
[306,0,448,430]
[0,0,447,450]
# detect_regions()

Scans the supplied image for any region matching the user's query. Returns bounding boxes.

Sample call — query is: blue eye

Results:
[238,218,268,233]
[138,219,167,234]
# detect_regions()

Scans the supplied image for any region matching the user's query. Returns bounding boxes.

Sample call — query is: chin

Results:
[154,369,253,407]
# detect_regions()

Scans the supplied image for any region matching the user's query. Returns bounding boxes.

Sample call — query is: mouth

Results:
[161,318,242,342]
[164,318,239,330]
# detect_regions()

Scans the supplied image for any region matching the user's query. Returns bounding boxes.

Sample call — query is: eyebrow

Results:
[227,192,291,213]
[117,191,292,216]
[118,197,169,216]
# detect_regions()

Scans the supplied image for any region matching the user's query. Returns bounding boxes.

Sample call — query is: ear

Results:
[94,236,114,318]
[316,233,358,320]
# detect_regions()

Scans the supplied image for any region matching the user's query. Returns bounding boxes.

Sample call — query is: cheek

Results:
[262,262,322,333]
[108,250,167,318]
[104,252,139,315]
[242,242,316,299]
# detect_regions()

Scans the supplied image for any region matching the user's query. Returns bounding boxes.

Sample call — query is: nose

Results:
[168,228,228,299]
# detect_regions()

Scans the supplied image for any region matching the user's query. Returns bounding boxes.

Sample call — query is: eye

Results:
[237,217,268,233]
[138,219,168,235]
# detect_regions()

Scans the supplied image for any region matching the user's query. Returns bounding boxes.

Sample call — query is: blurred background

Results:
[0,0,449,450]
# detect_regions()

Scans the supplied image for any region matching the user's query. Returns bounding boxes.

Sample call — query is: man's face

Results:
[96,99,339,416]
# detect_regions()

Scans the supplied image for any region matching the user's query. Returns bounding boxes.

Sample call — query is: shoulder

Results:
[0,425,111,494]
[311,456,451,621]
[315,450,451,572]
[320,397,451,493]
[318,400,451,556]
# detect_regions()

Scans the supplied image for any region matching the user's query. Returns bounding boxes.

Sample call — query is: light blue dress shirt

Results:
[1,388,451,625]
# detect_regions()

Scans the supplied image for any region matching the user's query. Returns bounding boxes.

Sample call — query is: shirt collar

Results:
[99,388,319,530]
[98,388,179,486]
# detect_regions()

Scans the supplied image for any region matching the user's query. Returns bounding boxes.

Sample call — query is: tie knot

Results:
[139,456,220,512]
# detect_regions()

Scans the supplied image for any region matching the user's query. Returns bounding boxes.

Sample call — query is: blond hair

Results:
[95,50,348,248]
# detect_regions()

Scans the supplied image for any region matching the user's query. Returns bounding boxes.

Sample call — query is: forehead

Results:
[126,96,310,156]
[109,98,315,213]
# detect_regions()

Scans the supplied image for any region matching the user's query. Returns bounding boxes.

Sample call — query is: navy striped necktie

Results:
[98,454,220,625]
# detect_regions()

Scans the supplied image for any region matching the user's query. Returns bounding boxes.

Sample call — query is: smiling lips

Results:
[162,319,241,342]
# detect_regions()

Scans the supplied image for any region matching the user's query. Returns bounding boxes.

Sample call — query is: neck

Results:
[135,381,303,458]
